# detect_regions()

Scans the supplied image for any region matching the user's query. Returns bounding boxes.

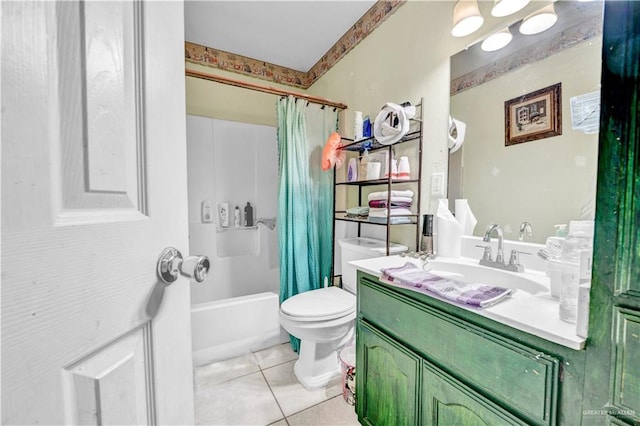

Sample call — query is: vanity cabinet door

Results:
[422,362,528,426]
[357,321,420,426]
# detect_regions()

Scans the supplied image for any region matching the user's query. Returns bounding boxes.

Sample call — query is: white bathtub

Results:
[191,292,288,367]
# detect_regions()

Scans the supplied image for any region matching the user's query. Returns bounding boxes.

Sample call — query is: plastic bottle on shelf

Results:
[347,158,358,182]
[359,149,369,180]
[559,221,594,323]
[398,156,410,180]
[234,206,241,227]
[354,111,363,141]
[244,202,254,227]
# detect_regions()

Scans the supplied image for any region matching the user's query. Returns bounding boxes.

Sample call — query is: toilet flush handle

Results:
[156,247,210,285]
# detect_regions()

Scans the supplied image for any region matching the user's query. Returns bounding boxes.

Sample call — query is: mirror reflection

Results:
[448,0,603,244]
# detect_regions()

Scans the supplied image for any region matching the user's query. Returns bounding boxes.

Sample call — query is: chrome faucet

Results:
[483,224,504,263]
[478,224,526,272]
[519,221,534,241]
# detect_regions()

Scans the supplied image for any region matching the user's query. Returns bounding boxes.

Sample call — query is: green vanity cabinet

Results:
[421,362,526,425]
[355,271,586,426]
[357,322,421,425]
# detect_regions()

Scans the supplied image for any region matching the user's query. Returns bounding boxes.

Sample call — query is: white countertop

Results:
[350,255,586,350]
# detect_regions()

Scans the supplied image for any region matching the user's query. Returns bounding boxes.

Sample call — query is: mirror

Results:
[448,1,603,244]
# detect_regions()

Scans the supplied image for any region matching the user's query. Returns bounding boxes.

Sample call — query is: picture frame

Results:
[504,83,562,146]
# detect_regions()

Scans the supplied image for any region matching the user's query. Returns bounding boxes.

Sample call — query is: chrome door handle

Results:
[156,247,210,284]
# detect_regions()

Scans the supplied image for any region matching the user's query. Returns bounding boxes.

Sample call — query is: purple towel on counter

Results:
[380,262,512,308]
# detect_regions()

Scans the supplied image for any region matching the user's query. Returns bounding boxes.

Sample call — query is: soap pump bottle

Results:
[420,214,434,256]
[244,202,254,227]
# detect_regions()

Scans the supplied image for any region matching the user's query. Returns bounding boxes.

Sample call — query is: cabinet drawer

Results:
[359,277,559,426]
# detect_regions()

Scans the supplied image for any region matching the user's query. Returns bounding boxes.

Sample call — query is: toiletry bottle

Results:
[218,203,229,228]
[359,149,369,180]
[347,158,358,182]
[554,224,569,237]
[559,221,594,323]
[420,214,434,256]
[363,115,371,138]
[398,156,410,180]
[234,206,241,227]
[354,111,363,141]
[244,202,254,227]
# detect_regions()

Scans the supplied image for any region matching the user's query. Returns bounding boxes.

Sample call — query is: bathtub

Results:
[191,292,288,367]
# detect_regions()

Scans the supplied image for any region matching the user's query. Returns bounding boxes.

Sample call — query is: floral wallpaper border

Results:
[185,0,406,90]
[451,16,603,96]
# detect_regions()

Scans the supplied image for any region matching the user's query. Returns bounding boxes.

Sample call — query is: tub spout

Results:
[256,217,276,230]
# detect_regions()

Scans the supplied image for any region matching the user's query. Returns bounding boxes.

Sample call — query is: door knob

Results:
[156,247,210,285]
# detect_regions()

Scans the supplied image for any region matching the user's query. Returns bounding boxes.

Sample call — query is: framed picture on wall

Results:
[504,83,562,146]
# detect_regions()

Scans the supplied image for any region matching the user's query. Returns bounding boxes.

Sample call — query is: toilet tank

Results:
[338,237,408,293]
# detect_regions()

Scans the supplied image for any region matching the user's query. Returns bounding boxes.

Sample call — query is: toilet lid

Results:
[281,287,356,320]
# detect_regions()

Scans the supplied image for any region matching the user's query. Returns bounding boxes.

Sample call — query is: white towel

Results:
[455,199,478,236]
[369,207,413,218]
[368,190,414,201]
[368,196,413,205]
[448,116,467,154]
[368,216,412,225]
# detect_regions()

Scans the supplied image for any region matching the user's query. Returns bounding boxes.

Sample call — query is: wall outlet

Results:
[431,172,445,196]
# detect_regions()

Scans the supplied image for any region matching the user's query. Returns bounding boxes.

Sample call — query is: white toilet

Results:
[279,237,407,390]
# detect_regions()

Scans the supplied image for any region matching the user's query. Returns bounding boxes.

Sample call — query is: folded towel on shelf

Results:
[368,216,412,225]
[368,199,413,209]
[380,262,513,308]
[368,190,414,201]
[369,207,413,218]
[345,206,369,218]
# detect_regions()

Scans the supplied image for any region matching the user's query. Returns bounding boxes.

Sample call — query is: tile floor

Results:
[194,343,361,425]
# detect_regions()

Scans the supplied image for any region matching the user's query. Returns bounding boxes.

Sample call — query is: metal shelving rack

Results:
[331,99,424,284]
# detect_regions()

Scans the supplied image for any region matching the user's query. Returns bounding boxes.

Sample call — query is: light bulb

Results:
[451,0,484,37]
[519,3,558,35]
[491,0,531,17]
[481,28,513,52]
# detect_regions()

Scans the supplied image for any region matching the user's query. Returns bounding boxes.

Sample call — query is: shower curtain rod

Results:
[186,69,348,110]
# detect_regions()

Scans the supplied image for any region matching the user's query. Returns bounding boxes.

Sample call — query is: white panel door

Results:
[2,1,193,424]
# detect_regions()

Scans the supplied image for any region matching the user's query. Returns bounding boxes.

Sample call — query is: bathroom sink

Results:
[420,258,548,295]
[349,255,585,350]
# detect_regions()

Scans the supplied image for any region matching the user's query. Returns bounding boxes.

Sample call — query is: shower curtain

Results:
[277,96,338,352]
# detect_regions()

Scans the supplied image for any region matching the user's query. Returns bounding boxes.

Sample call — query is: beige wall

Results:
[185,62,309,126]
[184,0,558,248]
[450,39,601,243]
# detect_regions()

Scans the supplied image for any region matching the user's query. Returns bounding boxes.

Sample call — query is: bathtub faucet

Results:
[256,217,276,230]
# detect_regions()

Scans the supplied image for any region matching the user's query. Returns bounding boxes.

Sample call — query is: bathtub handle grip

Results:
[157,247,210,284]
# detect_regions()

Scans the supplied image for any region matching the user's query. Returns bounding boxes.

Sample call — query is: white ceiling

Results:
[184,1,377,72]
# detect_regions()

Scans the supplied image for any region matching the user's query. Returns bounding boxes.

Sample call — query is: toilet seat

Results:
[281,287,355,321]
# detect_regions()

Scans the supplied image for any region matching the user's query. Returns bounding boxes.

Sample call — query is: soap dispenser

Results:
[244,202,254,227]
[420,214,434,256]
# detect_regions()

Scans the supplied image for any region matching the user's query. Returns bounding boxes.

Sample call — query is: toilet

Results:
[279,237,407,390]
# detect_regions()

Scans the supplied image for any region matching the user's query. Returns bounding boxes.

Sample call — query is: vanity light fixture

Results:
[481,27,513,52]
[519,3,558,35]
[451,0,484,37]
[491,0,531,17]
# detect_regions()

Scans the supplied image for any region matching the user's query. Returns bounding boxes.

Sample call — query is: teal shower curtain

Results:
[277,96,338,352]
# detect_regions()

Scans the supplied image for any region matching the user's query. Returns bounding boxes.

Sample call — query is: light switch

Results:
[431,172,445,196]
